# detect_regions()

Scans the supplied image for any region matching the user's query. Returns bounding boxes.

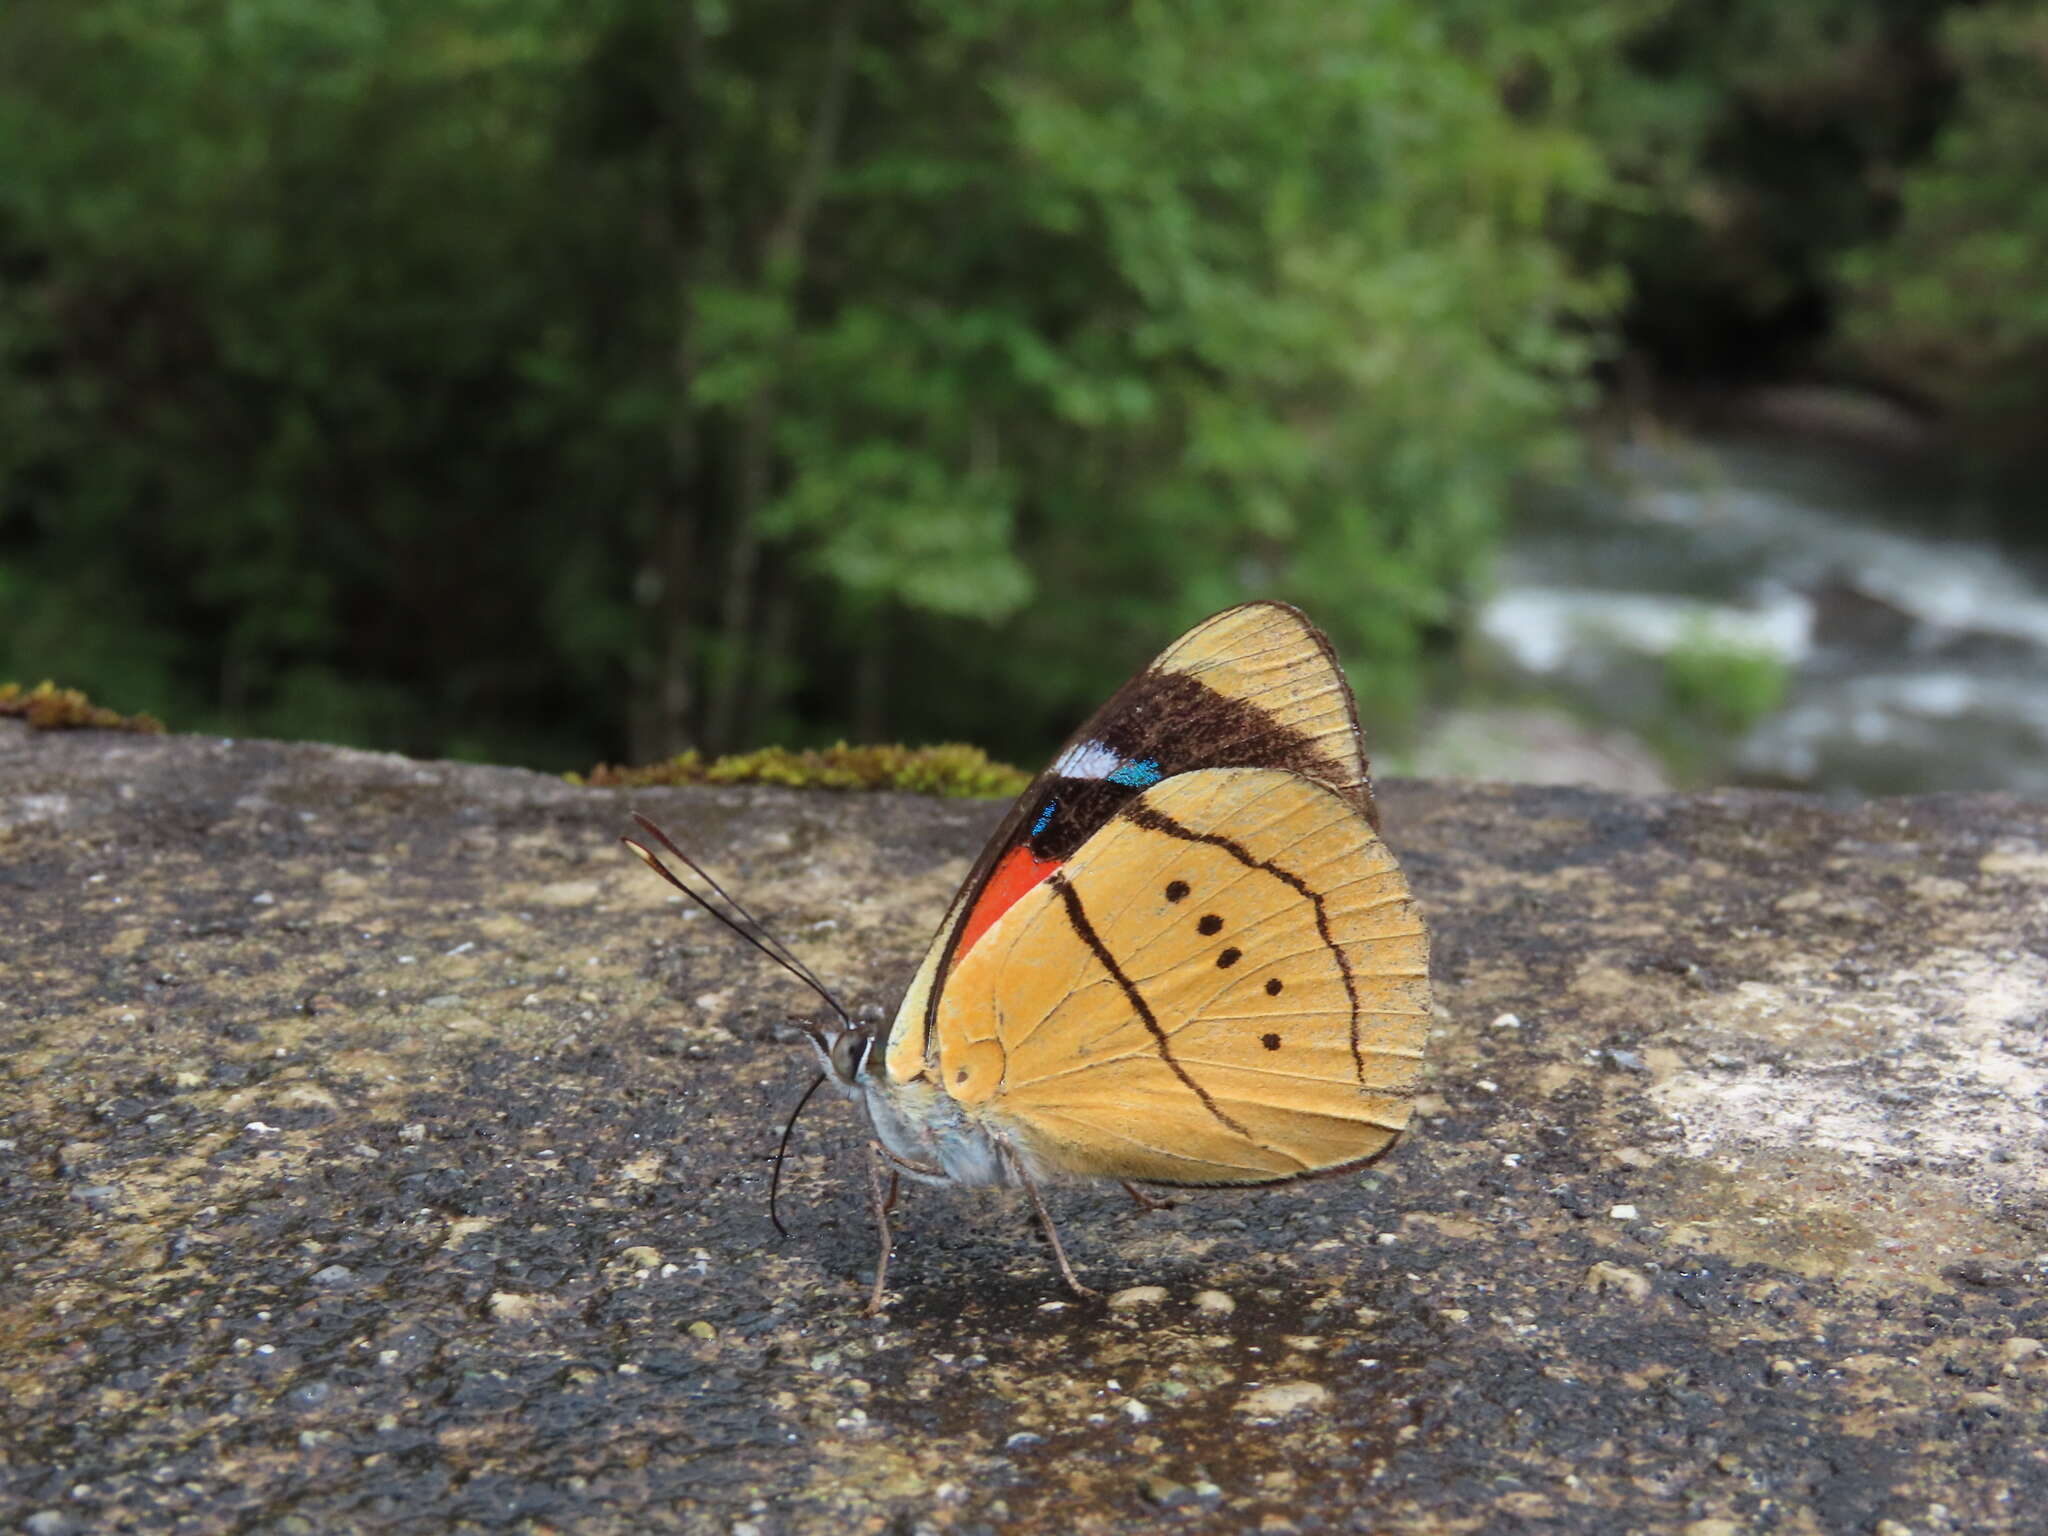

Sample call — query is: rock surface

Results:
[2,720,2044,1534]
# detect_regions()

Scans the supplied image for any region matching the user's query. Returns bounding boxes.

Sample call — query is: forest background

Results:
[2,0,2042,775]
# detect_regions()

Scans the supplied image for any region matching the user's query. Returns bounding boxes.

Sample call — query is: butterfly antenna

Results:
[621,813,855,1028]
[768,1070,831,1237]
[629,813,839,998]
[626,813,852,1020]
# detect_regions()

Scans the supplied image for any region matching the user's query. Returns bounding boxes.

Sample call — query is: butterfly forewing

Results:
[883,601,1379,1087]
[931,768,1429,1187]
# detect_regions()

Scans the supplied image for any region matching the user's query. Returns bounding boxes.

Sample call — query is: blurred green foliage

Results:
[0,0,2040,771]
[1662,626,1792,735]
[1839,2,2048,455]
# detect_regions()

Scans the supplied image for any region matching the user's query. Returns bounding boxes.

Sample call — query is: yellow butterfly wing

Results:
[1149,601,1373,815]
[930,767,1429,1185]
[884,601,1376,1089]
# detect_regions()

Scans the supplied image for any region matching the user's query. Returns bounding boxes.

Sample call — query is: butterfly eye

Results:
[828,1030,870,1083]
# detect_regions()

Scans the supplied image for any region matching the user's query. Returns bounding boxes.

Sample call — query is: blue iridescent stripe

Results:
[1107,757,1163,788]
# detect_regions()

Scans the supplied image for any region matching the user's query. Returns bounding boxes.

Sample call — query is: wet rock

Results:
[4,723,2046,1535]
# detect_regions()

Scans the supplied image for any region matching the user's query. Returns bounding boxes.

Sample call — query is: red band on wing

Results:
[956,844,1064,959]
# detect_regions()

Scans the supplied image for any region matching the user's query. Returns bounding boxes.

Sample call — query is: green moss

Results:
[578,742,1030,798]
[0,680,164,734]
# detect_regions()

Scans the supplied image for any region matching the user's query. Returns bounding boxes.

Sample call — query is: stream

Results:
[1477,428,2048,798]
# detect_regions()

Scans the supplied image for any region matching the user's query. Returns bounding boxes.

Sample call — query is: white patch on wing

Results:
[1052,739,1122,780]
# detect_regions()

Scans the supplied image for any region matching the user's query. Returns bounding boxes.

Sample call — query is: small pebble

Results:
[1191,1290,1236,1315]
[1004,1431,1042,1450]
[1138,1474,1193,1508]
[1120,1399,1151,1424]
[1108,1285,1169,1311]
[1609,1203,1639,1221]
[1489,1012,1521,1029]
[1235,1381,1329,1419]
[1584,1262,1653,1304]
[25,1511,70,1536]
[488,1291,543,1324]
[687,1320,717,1340]
[620,1246,662,1269]
[398,1123,427,1144]
[309,1264,354,1286]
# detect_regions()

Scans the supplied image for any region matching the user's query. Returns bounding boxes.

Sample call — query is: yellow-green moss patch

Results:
[578,742,1029,798]
[0,681,164,733]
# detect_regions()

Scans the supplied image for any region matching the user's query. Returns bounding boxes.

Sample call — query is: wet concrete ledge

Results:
[2,720,2044,1535]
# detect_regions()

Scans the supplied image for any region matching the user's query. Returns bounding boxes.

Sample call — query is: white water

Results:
[1480,433,2048,796]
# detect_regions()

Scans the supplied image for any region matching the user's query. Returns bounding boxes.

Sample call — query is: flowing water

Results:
[1478,429,2048,798]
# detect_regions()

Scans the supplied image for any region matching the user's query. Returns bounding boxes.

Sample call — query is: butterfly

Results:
[626,601,1431,1311]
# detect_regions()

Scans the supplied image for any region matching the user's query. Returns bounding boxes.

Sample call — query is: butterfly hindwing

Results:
[930,768,1429,1185]
[884,601,1376,1086]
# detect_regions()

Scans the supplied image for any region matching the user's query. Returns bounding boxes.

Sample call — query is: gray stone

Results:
[3,721,2045,1535]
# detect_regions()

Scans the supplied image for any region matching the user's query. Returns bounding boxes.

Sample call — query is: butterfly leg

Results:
[1001,1143,1098,1300]
[864,1141,898,1315]
[1119,1180,1176,1213]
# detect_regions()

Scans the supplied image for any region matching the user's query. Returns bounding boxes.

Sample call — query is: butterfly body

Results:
[838,1057,1013,1188]
[629,601,1430,1307]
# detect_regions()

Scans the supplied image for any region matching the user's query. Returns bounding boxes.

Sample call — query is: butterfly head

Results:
[801,1014,876,1088]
